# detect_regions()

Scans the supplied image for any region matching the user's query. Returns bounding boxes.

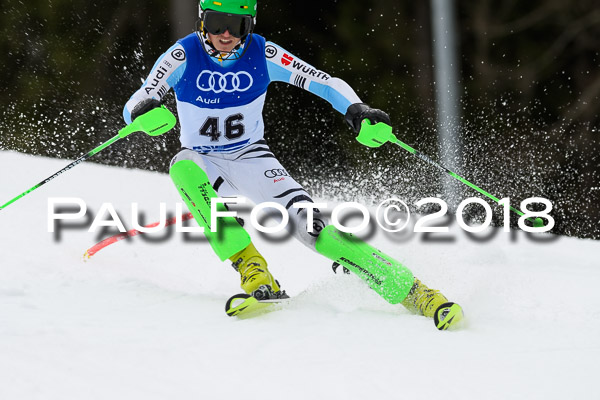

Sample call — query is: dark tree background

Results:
[1,0,599,238]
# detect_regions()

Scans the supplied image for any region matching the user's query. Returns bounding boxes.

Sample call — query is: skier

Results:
[123,0,463,329]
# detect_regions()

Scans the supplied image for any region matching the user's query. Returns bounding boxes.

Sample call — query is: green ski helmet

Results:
[197,0,257,60]
[200,0,257,17]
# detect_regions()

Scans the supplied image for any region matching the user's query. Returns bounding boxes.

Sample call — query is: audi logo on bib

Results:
[196,70,254,93]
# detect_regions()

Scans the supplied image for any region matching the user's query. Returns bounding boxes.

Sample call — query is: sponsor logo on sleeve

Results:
[281,53,293,66]
[145,66,169,95]
[156,85,168,98]
[292,74,308,89]
[291,60,330,81]
[265,44,277,59]
[171,48,186,61]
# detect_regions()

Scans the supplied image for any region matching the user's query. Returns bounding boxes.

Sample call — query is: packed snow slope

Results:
[1,150,598,400]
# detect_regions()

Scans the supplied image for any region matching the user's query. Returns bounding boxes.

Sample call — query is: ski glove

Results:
[344,103,395,148]
[130,98,162,122]
[344,103,391,134]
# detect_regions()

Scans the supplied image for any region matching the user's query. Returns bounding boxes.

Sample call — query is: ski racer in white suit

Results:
[124,0,463,329]
[125,21,362,256]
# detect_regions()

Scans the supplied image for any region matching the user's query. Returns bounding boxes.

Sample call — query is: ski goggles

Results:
[202,10,253,38]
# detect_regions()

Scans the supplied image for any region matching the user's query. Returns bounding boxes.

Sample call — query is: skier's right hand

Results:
[130,98,162,122]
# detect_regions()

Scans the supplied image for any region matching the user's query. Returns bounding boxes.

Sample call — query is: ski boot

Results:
[230,242,286,300]
[401,278,464,330]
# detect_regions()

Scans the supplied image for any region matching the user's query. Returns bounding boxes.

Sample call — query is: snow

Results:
[1,150,598,400]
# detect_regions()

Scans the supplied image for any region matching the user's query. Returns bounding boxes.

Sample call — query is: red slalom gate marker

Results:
[83,212,194,259]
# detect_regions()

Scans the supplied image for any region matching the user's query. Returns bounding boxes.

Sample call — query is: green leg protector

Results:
[315,225,414,304]
[170,159,251,261]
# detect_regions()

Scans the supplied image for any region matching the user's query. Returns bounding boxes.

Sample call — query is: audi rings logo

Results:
[196,70,253,93]
[263,169,289,178]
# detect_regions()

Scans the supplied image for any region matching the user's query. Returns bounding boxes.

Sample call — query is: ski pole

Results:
[357,120,544,227]
[0,105,176,211]
[83,212,194,259]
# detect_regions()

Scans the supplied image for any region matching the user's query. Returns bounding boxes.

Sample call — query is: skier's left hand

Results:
[130,98,162,122]
[344,103,391,134]
[345,103,395,148]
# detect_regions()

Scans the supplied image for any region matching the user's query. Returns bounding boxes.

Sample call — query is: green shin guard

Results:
[170,160,251,261]
[315,226,414,304]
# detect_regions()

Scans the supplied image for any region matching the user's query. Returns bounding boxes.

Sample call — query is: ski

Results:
[225,291,464,329]
[225,293,290,318]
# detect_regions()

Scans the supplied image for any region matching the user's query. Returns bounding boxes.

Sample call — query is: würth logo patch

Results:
[281,54,293,66]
